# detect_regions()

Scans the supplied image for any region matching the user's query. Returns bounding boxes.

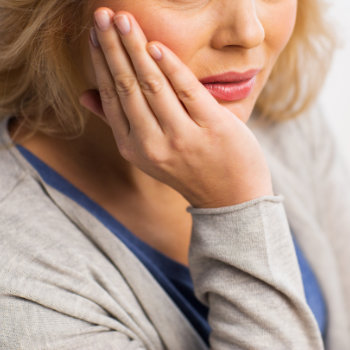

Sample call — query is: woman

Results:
[0,0,349,349]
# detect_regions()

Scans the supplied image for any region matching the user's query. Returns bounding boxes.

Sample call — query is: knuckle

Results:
[166,63,181,80]
[99,84,118,105]
[169,136,187,153]
[139,75,164,95]
[142,142,167,164]
[175,84,198,102]
[104,41,117,55]
[114,74,138,96]
[118,142,133,161]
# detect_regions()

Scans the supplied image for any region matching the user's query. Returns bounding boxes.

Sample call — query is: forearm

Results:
[187,195,324,350]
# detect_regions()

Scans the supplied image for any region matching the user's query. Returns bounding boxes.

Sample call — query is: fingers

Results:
[94,9,167,137]
[146,41,227,128]
[90,7,224,142]
[88,23,130,139]
[111,12,192,134]
[111,10,223,129]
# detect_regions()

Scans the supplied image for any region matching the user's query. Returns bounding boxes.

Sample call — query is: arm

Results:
[0,196,324,350]
[187,195,324,349]
[0,295,146,350]
[0,191,155,350]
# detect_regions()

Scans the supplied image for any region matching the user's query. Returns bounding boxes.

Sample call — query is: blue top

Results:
[17,144,327,344]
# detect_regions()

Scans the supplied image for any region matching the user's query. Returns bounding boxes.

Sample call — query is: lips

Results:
[199,69,261,102]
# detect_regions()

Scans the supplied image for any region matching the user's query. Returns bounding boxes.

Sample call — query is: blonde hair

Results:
[0,0,90,138]
[0,0,337,138]
[256,0,337,122]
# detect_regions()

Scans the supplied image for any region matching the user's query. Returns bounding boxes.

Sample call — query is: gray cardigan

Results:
[0,106,349,350]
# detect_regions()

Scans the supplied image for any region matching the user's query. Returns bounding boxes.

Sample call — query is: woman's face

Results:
[81,0,297,123]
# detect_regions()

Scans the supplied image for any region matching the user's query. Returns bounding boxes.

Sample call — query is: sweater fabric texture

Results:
[1,106,349,349]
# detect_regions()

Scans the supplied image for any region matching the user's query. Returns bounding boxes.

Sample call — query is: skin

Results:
[11,0,297,265]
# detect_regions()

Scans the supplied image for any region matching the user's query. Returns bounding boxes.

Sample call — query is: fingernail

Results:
[95,10,110,31]
[148,44,162,60]
[89,27,100,48]
[114,14,131,35]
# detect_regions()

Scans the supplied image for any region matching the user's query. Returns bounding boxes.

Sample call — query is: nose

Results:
[211,0,265,50]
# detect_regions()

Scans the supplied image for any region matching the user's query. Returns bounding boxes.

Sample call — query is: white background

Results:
[319,0,350,171]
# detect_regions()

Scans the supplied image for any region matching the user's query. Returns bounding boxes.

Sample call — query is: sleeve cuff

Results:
[186,194,284,215]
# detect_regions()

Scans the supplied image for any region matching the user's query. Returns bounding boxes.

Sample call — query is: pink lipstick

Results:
[200,69,260,102]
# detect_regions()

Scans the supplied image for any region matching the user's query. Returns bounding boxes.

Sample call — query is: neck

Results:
[9,115,192,265]
[9,115,180,202]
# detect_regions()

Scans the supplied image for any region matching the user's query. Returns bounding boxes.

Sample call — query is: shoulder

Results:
[0,134,90,264]
[0,147,147,348]
[0,166,109,301]
[0,117,91,254]
[0,121,115,298]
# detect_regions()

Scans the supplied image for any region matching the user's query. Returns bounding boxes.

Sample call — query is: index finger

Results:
[146,41,228,128]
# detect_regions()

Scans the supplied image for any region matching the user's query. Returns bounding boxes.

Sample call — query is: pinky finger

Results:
[88,27,130,138]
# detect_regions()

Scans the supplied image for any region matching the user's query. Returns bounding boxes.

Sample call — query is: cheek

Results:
[82,3,204,87]
[135,11,204,63]
[94,0,202,61]
[79,5,193,88]
[261,1,297,59]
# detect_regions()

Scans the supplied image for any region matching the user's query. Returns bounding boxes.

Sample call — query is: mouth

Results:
[199,69,261,102]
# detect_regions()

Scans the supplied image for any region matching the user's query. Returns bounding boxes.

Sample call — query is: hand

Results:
[80,8,273,208]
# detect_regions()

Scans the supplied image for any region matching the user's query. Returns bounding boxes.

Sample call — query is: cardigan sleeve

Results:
[187,195,324,349]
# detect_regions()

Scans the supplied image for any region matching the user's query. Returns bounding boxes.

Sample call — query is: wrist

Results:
[189,183,274,209]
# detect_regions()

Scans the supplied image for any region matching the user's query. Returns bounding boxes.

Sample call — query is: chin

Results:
[219,99,255,124]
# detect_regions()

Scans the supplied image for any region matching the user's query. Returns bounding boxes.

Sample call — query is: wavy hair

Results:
[256,0,337,122]
[0,0,338,138]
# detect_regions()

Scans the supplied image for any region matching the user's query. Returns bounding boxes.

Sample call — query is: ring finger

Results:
[94,8,162,136]
[95,9,192,135]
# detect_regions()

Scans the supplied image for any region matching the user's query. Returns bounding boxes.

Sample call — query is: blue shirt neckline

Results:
[16,144,211,343]
[16,144,327,343]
